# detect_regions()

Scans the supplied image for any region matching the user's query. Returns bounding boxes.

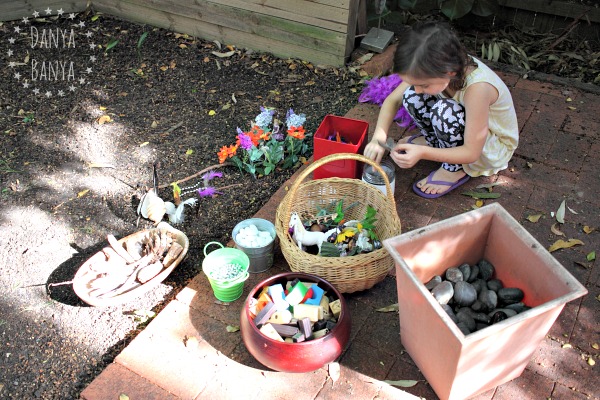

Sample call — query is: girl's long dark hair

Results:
[393,22,476,92]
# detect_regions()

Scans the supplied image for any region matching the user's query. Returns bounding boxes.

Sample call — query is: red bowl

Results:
[240,272,351,373]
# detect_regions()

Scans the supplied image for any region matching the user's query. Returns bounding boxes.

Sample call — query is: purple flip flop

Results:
[406,133,424,144]
[412,170,470,199]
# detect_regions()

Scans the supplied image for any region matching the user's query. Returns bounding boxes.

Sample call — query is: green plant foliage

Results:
[440,0,475,20]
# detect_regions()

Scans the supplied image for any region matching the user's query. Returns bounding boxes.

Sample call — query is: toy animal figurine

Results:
[289,212,333,255]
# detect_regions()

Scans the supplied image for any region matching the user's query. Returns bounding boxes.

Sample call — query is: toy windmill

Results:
[360,0,394,53]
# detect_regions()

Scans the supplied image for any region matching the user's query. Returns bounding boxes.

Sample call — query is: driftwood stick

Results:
[158,163,231,189]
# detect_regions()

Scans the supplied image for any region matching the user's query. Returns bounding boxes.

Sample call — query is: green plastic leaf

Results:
[556,199,566,224]
[461,191,501,199]
[587,251,596,261]
[383,379,419,388]
[137,31,149,49]
[105,38,119,52]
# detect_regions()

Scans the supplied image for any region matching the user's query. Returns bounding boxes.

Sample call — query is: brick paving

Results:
[80,55,599,399]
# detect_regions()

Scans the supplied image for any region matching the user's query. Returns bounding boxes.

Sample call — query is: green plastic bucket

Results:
[202,242,250,302]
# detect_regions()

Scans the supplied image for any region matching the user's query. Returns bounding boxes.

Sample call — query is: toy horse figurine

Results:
[289,212,332,255]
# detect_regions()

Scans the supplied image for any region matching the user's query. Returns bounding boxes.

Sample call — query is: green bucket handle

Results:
[218,270,250,287]
[203,241,224,257]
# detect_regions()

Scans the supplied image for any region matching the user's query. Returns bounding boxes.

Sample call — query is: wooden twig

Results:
[158,163,231,189]
[548,8,591,50]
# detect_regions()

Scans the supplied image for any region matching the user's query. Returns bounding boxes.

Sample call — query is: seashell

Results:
[138,189,166,224]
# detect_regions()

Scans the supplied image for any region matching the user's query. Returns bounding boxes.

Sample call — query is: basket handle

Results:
[284,153,396,221]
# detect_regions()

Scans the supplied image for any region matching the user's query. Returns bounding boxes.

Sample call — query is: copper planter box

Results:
[383,203,587,400]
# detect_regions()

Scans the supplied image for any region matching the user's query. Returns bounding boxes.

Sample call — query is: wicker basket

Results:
[275,153,401,293]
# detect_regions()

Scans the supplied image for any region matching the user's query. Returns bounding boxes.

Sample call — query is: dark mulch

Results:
[0,10,359,399]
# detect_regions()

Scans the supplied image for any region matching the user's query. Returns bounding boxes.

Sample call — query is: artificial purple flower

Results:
[285,108,306,129]
[359,75,414,128]
[197,186,222,198]
[255,107,276,129]
[271,125,284,140]
[201,171,223,182]
[237,132,254,151]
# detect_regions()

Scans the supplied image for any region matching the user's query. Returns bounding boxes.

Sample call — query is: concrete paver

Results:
[81,61,599,400]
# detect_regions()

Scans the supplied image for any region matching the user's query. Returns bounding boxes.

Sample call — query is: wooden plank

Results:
[206,0,350,26]
[498,0,600,23]
[0,0,87,22]
[344,0,360,59]
[127,0,346,47]
[94,0,346,66]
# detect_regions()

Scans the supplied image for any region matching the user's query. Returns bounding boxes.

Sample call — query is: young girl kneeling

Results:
[363,22,519,198]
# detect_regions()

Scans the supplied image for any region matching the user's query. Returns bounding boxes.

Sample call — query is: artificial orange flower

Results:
[287,126,305,140]
[227,144,238,157]
[247,125,263,146]
[217,146,229,163]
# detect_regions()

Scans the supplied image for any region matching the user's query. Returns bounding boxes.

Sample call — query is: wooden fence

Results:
[0,0,360,67]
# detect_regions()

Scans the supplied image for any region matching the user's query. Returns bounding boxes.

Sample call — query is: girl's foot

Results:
[414,167,469,198]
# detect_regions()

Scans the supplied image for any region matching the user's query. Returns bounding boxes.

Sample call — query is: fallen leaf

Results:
[185,149,194,155]
[583,226,595,234]
[566,97,572,102]
[140,141,149,147]
[226,325,239,332]
[97,115,112,124]
[476,182,502,190]
[178,43,187,49]
[461,191,501,199]
[548,239,584,253]
[562,343,572,348]
[567,106,577,110]
[170,61,176,69]
[527,214,543,223]
[588,357,595,366]
[574,261,591,269]
[119,394,130,400]
[99,106,107,111]
[208,110,216,116]
[160,65,168,71]
[376,303,399,312]
[328,362,340,382]
[587,251,596,261]
[212,50,235,58]
[383,379,419,388]
[526,162,533,168]
[567,206,578,214]
[551,223,565,236]
[77,189,89,198]
[592,343,599,350]
[556,199,566,223]
[151,120,158,128]
[88,162,115,169]
[475,199,484,208]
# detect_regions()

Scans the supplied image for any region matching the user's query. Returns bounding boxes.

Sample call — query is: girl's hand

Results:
[390,143,422,168]
[363,140,386,164]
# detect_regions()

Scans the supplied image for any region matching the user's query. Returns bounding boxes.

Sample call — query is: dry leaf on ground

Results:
[548,239,584,252]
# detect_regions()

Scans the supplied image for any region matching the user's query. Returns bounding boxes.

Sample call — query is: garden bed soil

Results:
[0,8,596,399]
